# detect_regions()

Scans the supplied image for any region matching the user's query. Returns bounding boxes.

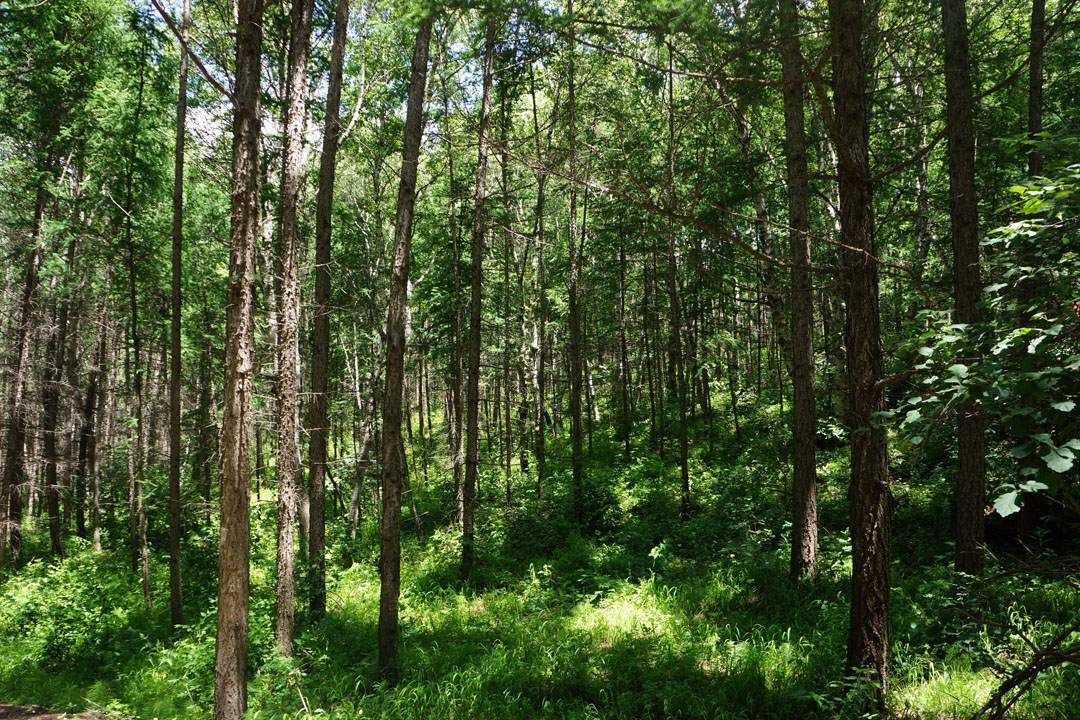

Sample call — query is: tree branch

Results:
[149,0,236,108]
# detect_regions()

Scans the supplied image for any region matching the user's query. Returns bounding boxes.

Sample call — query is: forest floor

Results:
[1,399,1078,719]
[0,705,106,720]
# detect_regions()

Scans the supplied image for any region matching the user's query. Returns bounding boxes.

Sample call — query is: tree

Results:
[830,0,893,696]
[462,14,497,581]
[168,0,191,628]
[780,0,818,581]
[273,0,315,658]
[943,0,986,576]
[213,0,263,715]
[377,8,433,680]
[309,0,350,622]
[566,0,584,523]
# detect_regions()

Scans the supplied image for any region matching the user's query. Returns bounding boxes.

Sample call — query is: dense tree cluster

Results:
[0,0,1077,716]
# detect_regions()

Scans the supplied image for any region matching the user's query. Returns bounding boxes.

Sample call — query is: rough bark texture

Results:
[1,167,50,569]
[212,1,261,716]
[42,269,71,558]
[943,0,986,577]
[566,0,585,523]
[273,0,315,658]
[440,62,465,525]
[618,235,632,461]
[462,17,496,580]
[168,0,190,628]
[780,0,818,581]
[309,0,348,622]
[832,0,893,695]
[77,288,108,552]
[1027,0,1044,177]
[664,41,690,518]
[377,13,432,682]
[528,67,547,505]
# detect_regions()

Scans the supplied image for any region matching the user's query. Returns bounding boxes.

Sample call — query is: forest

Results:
[0,0,1078,717]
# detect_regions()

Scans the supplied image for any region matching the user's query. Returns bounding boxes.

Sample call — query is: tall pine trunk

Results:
[273,0,315,658]
[377,12,432,681]
[566,0,585,523]
[462,16,496,579]
[780,0,818,580]
[528,66,548,505]
[309,0,349,622]
[168,0,191,628]
[664,40,690,518]
[1027,0,1044,177]
[832,0,892,697]
[943,0,986,576]
[212,0,262,715]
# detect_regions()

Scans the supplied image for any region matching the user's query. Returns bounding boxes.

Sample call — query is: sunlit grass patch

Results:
[570,578,675,637]
[890,664,998,719]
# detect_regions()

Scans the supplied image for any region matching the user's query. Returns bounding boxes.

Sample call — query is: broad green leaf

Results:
[993,491,1021,517]
[1041,448,1074,474]
[1012,443,1033,459]
[947,364,969,379]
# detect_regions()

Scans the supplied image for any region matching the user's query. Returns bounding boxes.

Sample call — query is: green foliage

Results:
[898,139,1080,516]
[2,400,1076,719]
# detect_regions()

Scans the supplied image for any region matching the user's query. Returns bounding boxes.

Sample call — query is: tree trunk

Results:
[1027,0,1044,177]
[273,0,315,658]
[309,0,348,622]
[528,65,548,506]
[168,0,191,628]
[501,109,513,504]
[439,57,466,527]
[462,16,496,580]
[121,45,152,607]
[377,11,432,682]
[831,0,892,697]
[618,233,632,461]
[43,245,77,558]
[212,1,262,716]
[77,282,108,552]
[943,0,986,576]
[664,40,690,518]
[1,160,51,569]
[780,0,818,581]
[566,0,585,524]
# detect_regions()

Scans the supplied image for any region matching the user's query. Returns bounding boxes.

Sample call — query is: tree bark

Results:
[77,282,108,552]
[943,0,986,576]
[566,0,585,524]
[42,246,76,558]
[528,65,548,506]
[618,233,632,461]
[462,16,497,580]
[120,36,151,609]
[1027,0,1044,177]
[212,0,262,716]
[438,53,466,527]
[664,40,690,518]
[831,0,892,697]
[309,0,348,623]
[377,11,432,682]
[780,0,818,581]
[168,0,191,628]
[273,0,315,658]
[1,162,52,569]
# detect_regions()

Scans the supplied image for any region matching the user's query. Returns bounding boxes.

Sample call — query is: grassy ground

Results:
[1,399,1078,719]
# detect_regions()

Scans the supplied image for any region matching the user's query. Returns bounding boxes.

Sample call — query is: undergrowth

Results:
[1,395,1077,719]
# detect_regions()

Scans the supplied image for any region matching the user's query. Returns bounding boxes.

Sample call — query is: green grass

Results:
[1,396,1078,718]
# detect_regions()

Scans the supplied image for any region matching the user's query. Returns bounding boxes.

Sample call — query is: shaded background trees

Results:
[0,0,1078,717]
